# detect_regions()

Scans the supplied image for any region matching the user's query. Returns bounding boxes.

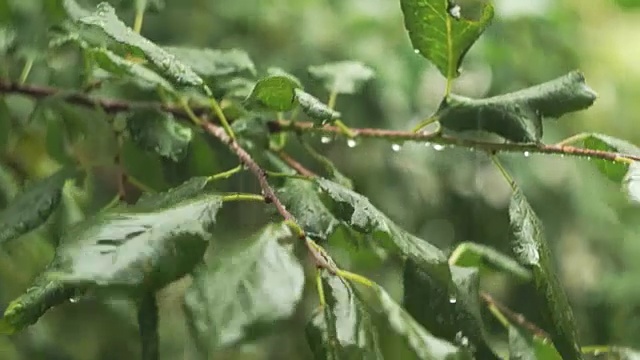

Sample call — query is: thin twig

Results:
[480,292,550,340]
[201,122,337,273]
[276,151,317,177]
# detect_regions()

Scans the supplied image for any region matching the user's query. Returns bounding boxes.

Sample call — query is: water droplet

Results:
[414,49,420,54]
[433,144,445,151]
[391,144,402,152]
[347,139,357,148]
[321,136,332,144]
[69,297,80,304]
[455,331,470,347]
[524,151,530,157]
[449,296,457,304]
[424,142,431,147]
[448,4,462,19]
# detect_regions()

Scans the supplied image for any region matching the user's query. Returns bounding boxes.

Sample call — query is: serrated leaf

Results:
[163,46,256,79]
[267,67,302,88]
[184,222,304,354]
[63,0,205,90]
[308,61,375,94]
[244,75,300,112]
[87,47,173,90]
[399,0,494,80]
[580,133,640,182]
[1,194,222,333]
[0,167,73,245]
[510,187,583,360]
[307,272,471,360]
[295,89,341,123]
[437,71,597,143]
[127,109,193,161]
[449,242,532,282]
[316,178,451,283]
[135,176,210,209]
[276,179,340,240]
[404,263,501,360]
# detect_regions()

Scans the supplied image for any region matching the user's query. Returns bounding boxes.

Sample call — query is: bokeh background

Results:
[2,0,640,358]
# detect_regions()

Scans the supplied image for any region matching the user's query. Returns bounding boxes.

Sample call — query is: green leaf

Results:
[267,67,302,88]
[404,263,500,360]
[0,167,73,245]
[0,26,15,53]
[510,187,583,360]
[295,88,341,123]
[316,178,451,283]
[437,71,597,143]
[135,176,211,209]
[127,109,193,162]
[63,0,206,90]
[581,133,640,182]
[399,0,494,80]
[0,194,222,333]
[244,75,300,112]
[87,46,174,90]
[276,178,340,240]
[308,61,375,94]
[184,222,304,353]
[307,272,471,360]
[449,242,532,282]
[508,325,561,360]
[163,46,256,79]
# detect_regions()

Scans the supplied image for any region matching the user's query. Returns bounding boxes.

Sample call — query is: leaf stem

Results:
[133,8,145,34]
[208,164,243,182]
[332,119,357,138]
[327,90,338,110]
[316,270,326,307]
[336,269,374,287]
[555,133,590,147]
[179,98,202,126]
[137,293,159,360]
[265,171,312,180]
[490,155,516,190]
[18,57,34,85]
[411,115,438,133]
[221,193,265,203]
[208,97,235,141]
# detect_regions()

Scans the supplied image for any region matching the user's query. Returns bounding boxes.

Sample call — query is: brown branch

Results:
[480,292,550,340]
[276,151,317,177]
[201,122,335,272]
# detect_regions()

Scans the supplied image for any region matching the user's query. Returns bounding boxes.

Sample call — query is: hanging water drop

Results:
[424,141,431,147]
[433,144,445,151]
[414,49,420,54]
[321,136,332,144]
[448,3,462,19]
[391,143,402,152]
[347,139,357,148]
[449,296,457,304]
[69,297,80,304]
[524,151,530,157]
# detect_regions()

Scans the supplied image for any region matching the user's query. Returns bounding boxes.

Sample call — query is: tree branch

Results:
[480,292,550,340]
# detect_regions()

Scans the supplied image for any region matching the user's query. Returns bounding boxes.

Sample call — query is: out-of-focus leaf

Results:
[316,178,451,284]
[163,46,256,79]
[449,242,532,282]
[582,347,640,360]
[0,194,222,333]
[244,75,300,112]
[0,26,15,53]
[308,61,374,94]
[219,77,256,101]
[184,222,304,353]
[510,187,583,360]
[437,71,597,143]
[87,47,173,90]
[295,88,341,123]
[399,0,494,80]
[580,133,640,182]
[63,0,206,90]
[0,167,73,245]
[508,325,561,360]
[307,271,471,360]
[135,0,164,13]
[404,263,500,360]
[127,109,193,162]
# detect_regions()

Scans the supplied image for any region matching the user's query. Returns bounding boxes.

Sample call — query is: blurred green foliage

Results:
[2,0,640,359]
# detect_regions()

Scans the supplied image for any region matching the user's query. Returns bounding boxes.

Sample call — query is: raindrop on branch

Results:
[391,143,402,152]
[433,144,445,151]
[321,136,332,144]
[524,151,530,157]
[347,139,357,148]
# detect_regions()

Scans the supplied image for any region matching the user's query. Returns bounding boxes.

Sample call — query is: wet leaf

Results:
[184,222,304,353]
[449,242,532,282]
[308,61,375,94]
[63,0,205,90]
[510,187,583,360]
[295,89,341,123]
[0,167,73,245]
[307,272,471,360]
[127,109,193,162]
[135,176,211,209]
[508,325,561,360]
[580,133,640,182]
[267,67,302,88]
[0,194,222,333]
[276,178,340,240]
[316,178,451,284]
[404,263,501,360]
[244,75,300,112]
[163,46,256,79]
[87,47,173,90]
[399,0,494,80]
[437,71,597,143]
